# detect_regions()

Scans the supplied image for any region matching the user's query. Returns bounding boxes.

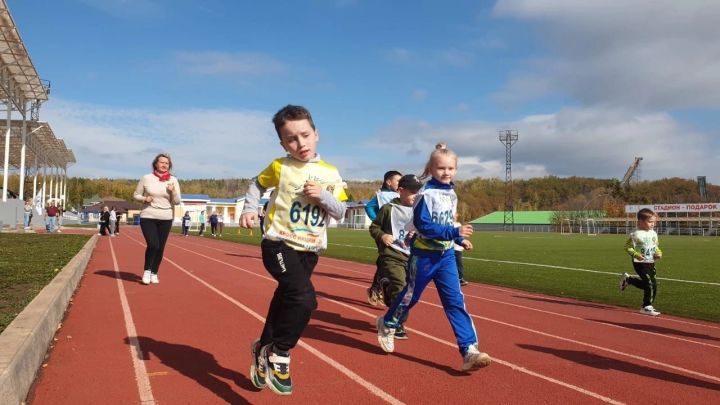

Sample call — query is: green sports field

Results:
[222,228,720,322]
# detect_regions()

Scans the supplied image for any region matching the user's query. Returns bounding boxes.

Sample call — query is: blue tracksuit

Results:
[382,178,478,355]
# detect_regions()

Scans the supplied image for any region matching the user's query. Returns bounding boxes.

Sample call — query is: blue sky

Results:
[8,0,720,183]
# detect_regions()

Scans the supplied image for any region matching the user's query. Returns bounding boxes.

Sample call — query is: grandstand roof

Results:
[0,120,74,169]
[470,211,556,225]
[0,1,49,107]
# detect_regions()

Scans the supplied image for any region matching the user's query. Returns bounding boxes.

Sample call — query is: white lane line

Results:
[159,238,627,403]
[321,293,624,405]
[173,238,720,341]
[327,242,720,286]
[108,238,155,404]
[167,237,720,383]
[125,235,403,405]
[319,274,720,385]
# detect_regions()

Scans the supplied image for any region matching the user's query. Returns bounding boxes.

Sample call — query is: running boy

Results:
[365,170,402,306]
[377,143,490,372]
[620,208,663,316]
[369,174,423,339]
[240,105,348,395]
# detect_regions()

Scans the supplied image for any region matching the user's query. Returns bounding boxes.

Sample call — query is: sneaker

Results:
[394,324,409,340]
[264,345,292,395]
[619,273,629,291]
[459,279,469,286]
[462,344,491,371]
[367,287,380,306]
[640,305,660,316]
[141,270,152,285]
[376,315,395,353]
[249,338,266,389]
[150,273,159,284]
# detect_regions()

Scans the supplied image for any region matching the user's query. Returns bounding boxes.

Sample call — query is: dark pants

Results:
[181,225,189,236]
[379,255,410,322]
[115,220,120,234]
[99,221,109,235]
[455,249,464,280]
[211,223,218,234]
[198,223,205,236]
[628,262,658,307]
[140,218,173,274]
[259,239,319,353]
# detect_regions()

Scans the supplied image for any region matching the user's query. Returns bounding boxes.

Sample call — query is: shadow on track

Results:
[127,336,256,404]
[517,343,720,391]
[314,271,371,284]
[307,310,466,376]
[94,270,142,283]
[317,290,382,309]
[587,319,720,342]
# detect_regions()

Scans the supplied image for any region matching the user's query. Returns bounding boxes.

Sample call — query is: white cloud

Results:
[365,106,718,183]
[42,98,279,180]
[493,1,720,109]
[175,52,286,76]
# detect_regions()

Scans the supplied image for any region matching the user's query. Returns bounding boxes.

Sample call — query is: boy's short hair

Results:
[637,208,656,221]
[383,170,402,183]
[272,105,315,139]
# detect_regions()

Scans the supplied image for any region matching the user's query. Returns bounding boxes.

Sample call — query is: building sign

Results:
[625,203,720,213]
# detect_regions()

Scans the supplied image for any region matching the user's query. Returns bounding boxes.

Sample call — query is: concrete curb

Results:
[0,234,99,405]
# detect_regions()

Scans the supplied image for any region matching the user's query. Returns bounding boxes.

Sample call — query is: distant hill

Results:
[4,175,716,222]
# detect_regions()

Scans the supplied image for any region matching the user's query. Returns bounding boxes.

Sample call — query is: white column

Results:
[32,155,37,200]
[19,110,28,199]
[2,82,11,202]
[41,165,46,207]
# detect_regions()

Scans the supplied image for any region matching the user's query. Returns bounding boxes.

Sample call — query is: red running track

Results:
[28,227,720,404]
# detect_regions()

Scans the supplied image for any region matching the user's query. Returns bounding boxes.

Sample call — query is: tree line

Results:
[4,175,717,222]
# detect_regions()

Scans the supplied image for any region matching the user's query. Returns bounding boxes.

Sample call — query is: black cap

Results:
[398,174,423,192]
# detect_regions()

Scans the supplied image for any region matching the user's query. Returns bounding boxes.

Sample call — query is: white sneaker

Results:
[640,305,660,316]
[619,272,629,291]
[141,270,152,285]
[151,273,159,284]
[376,315,395,353]
[462,344,491,371]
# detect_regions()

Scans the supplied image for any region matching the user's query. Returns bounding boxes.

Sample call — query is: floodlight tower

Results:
[499,130,518,231]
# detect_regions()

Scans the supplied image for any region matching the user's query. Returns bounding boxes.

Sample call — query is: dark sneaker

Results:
[264,346,292,395]
[459,279,469,286]
[394,324,409,340]
[249,338,266,389]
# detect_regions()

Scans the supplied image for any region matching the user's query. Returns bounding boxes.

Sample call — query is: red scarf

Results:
[153,170,171,182]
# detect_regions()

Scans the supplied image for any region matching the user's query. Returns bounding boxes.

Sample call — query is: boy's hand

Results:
[458,224,474,238]
[381,234,395,246]
[240,212,257,229]
[303,181,322,201]
[144,196,154,203]
[654,252,662,260]
[461,240,473,251]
